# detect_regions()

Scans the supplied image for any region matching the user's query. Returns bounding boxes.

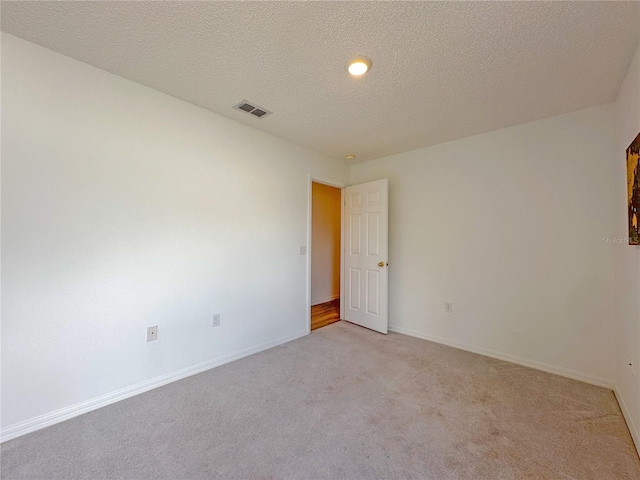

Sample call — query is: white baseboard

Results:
[614,387,640,458]
[389,325,614,389]
[311,293,340,306]
[0,329,309,443]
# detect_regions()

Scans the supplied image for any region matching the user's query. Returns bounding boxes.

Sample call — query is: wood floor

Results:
[311,298,340,331]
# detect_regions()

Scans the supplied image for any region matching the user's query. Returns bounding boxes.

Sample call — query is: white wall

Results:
[0,34,349,432]
[351,103,618,386]
[614,40,640,450]
[311,182,341,305]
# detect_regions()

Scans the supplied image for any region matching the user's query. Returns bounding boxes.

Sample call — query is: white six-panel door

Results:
[344,179,389,334]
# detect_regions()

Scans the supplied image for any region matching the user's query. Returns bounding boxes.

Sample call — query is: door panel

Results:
[344,179,389,334]
[350,214,361,255]
[349,268,361,310]
[366,270,379,315]
[367,213,379,255]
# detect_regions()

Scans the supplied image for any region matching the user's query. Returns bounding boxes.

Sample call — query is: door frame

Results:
[306,174,347,334]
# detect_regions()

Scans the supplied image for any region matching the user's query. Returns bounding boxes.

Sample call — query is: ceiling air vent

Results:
[233,100,272,119]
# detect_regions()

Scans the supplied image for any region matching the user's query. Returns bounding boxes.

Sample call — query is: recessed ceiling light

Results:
[345,154,356,160]
[346,56,372,77]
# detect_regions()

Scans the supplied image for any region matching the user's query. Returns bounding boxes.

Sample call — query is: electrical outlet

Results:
[299,245,307,255]
[445,303,453,313]
[212,314,221,327]
[147,325,158,342]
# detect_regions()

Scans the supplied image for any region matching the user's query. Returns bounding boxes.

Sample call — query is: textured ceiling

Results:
[2,1,639,163]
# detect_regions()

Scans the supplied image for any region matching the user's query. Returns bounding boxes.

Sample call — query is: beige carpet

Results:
[2,321,639,479]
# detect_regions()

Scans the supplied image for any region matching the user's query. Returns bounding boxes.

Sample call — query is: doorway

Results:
[310,181,342,331]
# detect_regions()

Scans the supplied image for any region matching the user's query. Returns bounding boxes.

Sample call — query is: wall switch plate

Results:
[445,303,453,313]
[299,245,307,255]
[212,314,221,327]
[147,325,158,342]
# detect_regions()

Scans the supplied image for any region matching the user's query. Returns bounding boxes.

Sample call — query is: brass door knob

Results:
[378,261,385,267]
